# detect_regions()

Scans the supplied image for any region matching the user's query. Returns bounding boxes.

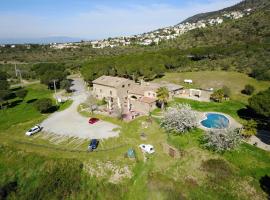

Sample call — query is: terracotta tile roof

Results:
[129,84,159,95]
[92,75,131,87]
[140,97,157,104]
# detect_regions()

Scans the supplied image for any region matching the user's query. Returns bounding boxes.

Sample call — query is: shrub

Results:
[60,79,72,92]
[248,88,270,118]
[97,97,107,106]
[203,128,242,152]
[201,159,232,181]
[161,104,198,134]
[210,89,225,102]
[25,160,83,200]
[222,86,231,98]
[34,98,53,113]
[242,119,257,138]
[15,89,28,99]
[242,84,255,95]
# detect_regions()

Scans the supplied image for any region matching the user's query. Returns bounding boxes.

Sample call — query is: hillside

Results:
[1,0,270,82]
[181,0,269,23]
[82,3,270,82]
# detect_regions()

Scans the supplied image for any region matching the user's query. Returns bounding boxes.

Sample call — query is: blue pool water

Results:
[201,113,229,129]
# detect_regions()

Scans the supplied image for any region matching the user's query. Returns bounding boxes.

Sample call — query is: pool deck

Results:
[197,111,242,131]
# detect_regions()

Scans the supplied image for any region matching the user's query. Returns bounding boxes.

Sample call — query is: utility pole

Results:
[18,70,22,86]
[53,80,58,105]
[15,64,23,87]
[15,64,18,77]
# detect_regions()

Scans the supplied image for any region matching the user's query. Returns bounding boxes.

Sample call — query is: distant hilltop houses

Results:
[82,8,252,49]
[0,8,252,49]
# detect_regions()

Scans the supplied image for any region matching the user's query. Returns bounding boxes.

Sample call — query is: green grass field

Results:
[0,77,270,199]
[154,71,270,103]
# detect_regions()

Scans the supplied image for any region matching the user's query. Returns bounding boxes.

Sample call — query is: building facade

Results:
[92,75,183,115]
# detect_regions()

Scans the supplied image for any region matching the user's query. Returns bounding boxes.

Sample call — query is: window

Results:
[153,93,156,97]
[122,85,125,88]
[131,95,137,100]
[128,84,131,87]
[148,92,151,96]
[100,89,102,93]
[110,90,112,95]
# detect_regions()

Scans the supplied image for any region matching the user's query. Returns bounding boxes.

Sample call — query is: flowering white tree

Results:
[161,104,198,134]
[203,128,242,152]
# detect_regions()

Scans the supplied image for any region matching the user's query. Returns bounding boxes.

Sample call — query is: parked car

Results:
[88,118,99,124]
[88,139,99,151]
[25,125,42,136]
[139,144,155,154]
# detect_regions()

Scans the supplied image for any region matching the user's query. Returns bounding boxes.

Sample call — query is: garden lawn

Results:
[154,71,270,103]
[0,84,52,131]
[0,83,269,199]
[164,130,270,200]
[172,98,246,121]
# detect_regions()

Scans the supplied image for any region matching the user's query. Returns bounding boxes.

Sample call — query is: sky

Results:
[0,0,242,40]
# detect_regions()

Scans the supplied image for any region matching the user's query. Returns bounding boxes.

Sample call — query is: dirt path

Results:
[41,78,119,139]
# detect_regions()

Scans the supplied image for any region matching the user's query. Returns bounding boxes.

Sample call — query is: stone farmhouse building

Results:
[92,75,183,115]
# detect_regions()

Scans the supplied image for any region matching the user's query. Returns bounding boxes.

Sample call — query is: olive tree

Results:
[161,104,198,134]
[203,128,242,153]
[248,87,270,118]
[34,98,53,113]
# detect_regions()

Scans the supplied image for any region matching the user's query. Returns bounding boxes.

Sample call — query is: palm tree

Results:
[157,87,169,110]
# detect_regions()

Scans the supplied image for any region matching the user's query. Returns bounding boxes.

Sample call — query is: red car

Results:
[88,118,100,124]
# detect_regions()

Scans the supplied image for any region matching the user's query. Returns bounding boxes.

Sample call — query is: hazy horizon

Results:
[0,0,242,44]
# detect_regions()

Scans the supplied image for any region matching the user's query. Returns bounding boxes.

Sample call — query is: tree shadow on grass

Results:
[237,107,269,130]
[7,100,23,108]
[260,175,270,198]
[0,181,18,199]
[4,92,16,101]
[43,106,59,113]
[256,130,270,145]
[26,99,37,104]
[237,107,259,119]
[10,87,22,92]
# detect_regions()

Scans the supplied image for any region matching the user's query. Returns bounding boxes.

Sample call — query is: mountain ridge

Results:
[180,0,269,24]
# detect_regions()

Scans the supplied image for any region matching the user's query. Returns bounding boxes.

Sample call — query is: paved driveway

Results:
[41,78,119,139]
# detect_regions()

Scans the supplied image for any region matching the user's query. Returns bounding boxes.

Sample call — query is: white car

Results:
[25,125,42,136]
[139,144,155,154]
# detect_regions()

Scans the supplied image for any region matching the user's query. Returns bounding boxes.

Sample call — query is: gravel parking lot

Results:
[41,78,119,139]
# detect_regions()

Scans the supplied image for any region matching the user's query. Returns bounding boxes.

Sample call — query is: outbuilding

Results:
[184,79,193,84]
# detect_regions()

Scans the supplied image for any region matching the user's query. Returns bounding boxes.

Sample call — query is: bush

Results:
[60,79,72,92]
[242,84,255,95]
[15,89,28,99]
[34,98,53,113]
[242,119,257,138]
[248,88,270,118]
[161,104,198,134]
[222,86,231,98]
[210,89,225,102]
[25,160,82,200]
[203,128,242,152]
[201,159,232,181]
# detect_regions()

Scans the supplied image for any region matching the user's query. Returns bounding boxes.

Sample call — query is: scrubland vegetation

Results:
[0,1,269,199]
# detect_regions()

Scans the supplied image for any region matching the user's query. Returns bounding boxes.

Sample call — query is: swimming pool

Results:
[201,113,229,129]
